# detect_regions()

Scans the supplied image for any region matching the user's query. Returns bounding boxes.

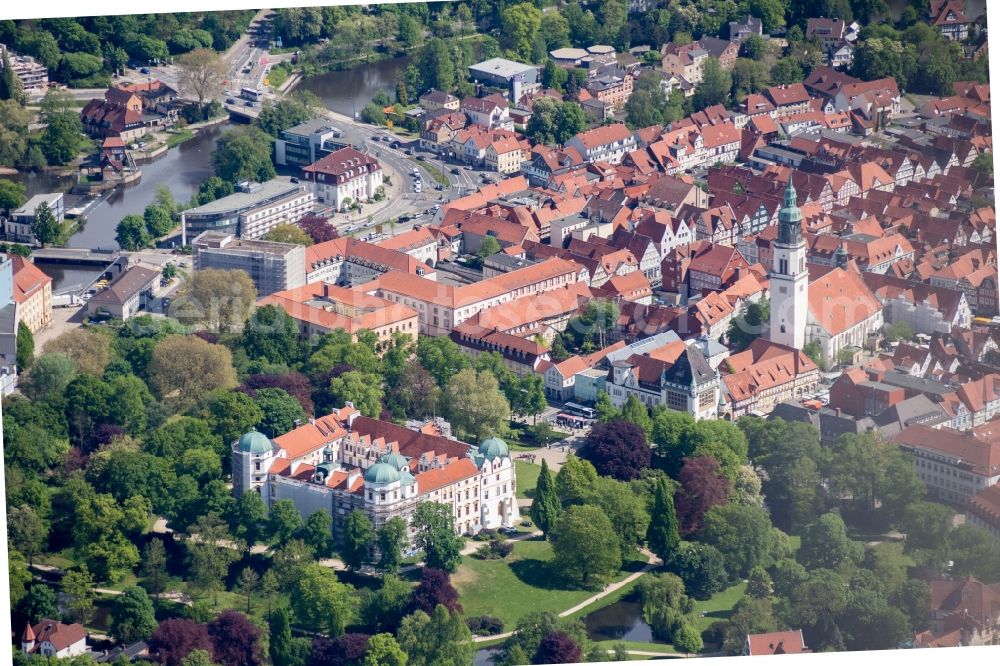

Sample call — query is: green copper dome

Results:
[238,429,272,454]
[478,436,509,461]
[379,452,409,471]
[364,462,401,484]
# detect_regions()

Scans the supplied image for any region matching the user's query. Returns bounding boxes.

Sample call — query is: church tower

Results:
[769,176,808,349]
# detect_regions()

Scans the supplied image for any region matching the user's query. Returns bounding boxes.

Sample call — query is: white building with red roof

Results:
[21,620,88,658]
[565,123,637,166]
[232,407,519,542]
[302,147,384,212]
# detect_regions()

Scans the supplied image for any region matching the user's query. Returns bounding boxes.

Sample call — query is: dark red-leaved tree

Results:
[409,568,462,615]
[240,372,315,416]
[148,619,212,666]
[674,456,729,535]
[310,633,370,666]
[207,611,262,666]
[85,423,125,454]
[579,420,651,480]
[533,630,582,665]
[299,214,339,244]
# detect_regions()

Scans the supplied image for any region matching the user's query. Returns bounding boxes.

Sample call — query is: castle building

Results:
[769,178,809,350]
[232,405,519,545]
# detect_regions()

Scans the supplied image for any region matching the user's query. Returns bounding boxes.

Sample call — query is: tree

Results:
[212,126,277,184]
[300,510,333,559]
[673,621,703,655]
[550,505,621,588]
[620,394,653,435]
[377,517,407,574]
[771,57,804,85]
[235,567,259,614]
[443,368,510,441]
[731,58,771,99]
[667,541,728,601]
[646,478,680,564]
[901,500,954,552]
[741,34,767,60]
[207,610,262,666]
[412,502,464,573]
[972,152,993,178]
[397,605,472,666]
[148,335,236,407]
[728,300,769,351]
[299,215,338,244]
[187,513,238,606]
[826,432,888,515]
[747,565,773,599]
[530,459,561,538]
[360,574,411,633]
[175,270,257,334]
[698,504,780,578]
[110,586,158,644]
[343,509,376,571]
[228,492,267,553]
[554,455,599,507]
[416,336,468,386]
[500,3,543,62]
[674,456,729,534]
[177,48,224,110]
[268,607,295,666]
[533,631,582,664]
[149,619,213,666]
[261,223,312,245]
[329,371,384,418]
[21,583,58,624]
[0,48,27,105]
[268,499,305,547]
[884,320,914,343]
[579,420,651,481]
[624,71,667,129]
[8,505,47,567]
[179,650,217,666]
[364,633,408,666]
[635,572,693,642]
[142,539,169,600]
[748,0,787,33]
[851,37,907,84]
[0,179,26,214]
[144,204,175,239]
[62,566,96,624]
[252,388,307,438]
[14,321,33,374]
[409,568,462,615]
[290,563,356,637]
[693,58,731,111]
[115,214,150,251]
[31,201,61,247]
[40,111,87,165]
[798,513,864,570]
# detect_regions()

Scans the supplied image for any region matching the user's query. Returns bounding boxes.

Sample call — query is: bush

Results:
[473,538,513,560]
[473,529,498,542]
[466,616,505,636]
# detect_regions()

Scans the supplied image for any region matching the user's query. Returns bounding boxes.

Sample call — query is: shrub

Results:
[466,616,505,636]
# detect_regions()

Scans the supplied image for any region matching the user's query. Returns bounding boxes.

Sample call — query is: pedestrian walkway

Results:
[472,548,661,644]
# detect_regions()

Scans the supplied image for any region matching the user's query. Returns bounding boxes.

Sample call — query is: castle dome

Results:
[238,429,273,454]
[364,462,402,484]
[478,436,510,461]
[379,452,410,471]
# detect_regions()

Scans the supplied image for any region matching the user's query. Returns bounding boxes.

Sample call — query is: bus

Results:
[564,402,596,419]
[241,87,263,102]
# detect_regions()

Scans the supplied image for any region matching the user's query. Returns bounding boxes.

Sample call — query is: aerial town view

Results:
[0,0,996,664]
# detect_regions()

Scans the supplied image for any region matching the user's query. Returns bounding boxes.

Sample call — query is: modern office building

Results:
[468,58,539,102]
[192,232,307,297]
[181,178,315,243]
[274,118,349,169]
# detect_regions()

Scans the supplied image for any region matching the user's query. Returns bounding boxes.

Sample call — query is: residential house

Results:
[419,88,460,112]
[565,124,637,166]
[21,620,87,658]
[928,0,973,41]
[302,147,384,212]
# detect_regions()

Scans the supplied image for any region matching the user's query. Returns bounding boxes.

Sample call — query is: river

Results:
[295,55,413,118]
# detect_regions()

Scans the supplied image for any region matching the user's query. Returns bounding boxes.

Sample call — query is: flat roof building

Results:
[192,231,307,297]
[274,118,348,169]
[468,58,538,102]
[181,178,314,243]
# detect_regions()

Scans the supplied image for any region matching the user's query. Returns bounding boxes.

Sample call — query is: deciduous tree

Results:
[412,502,464,573]
[579,420,651,481]
[148,335,236,407]
[174,269,257,334]
[110,586,158,644]
[177,48,224,110]
[550,505,621,588]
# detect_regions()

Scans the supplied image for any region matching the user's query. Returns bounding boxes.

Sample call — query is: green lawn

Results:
[165,129,196,148]
[692,581,747,632]
[592,639,678,655]
[455,539,646,628]
[515,460,541,500]
[410,158,449,187]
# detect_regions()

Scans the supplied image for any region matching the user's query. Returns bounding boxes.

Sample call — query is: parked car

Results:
[416,155,426,161]
[226,97,236,104]
[139,67,149,74]
[500,527,518,536]
[450,167,461,174]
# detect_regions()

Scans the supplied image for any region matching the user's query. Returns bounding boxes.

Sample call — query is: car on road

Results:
[244,100,255,107]
[450,167,461,174]
[398,215,411,223]
[226,97,235,104]
[464,165,473,171]
[140,67,149,74]
[161,297,172,310]
[416,155,425,161]
[390,142,400,149]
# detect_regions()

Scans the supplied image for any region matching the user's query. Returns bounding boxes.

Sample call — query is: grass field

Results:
[410,158,449,187]
[514,459,541,500]
[455,539,646,628]
[165,128,196,148]
[692,581,747,632]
